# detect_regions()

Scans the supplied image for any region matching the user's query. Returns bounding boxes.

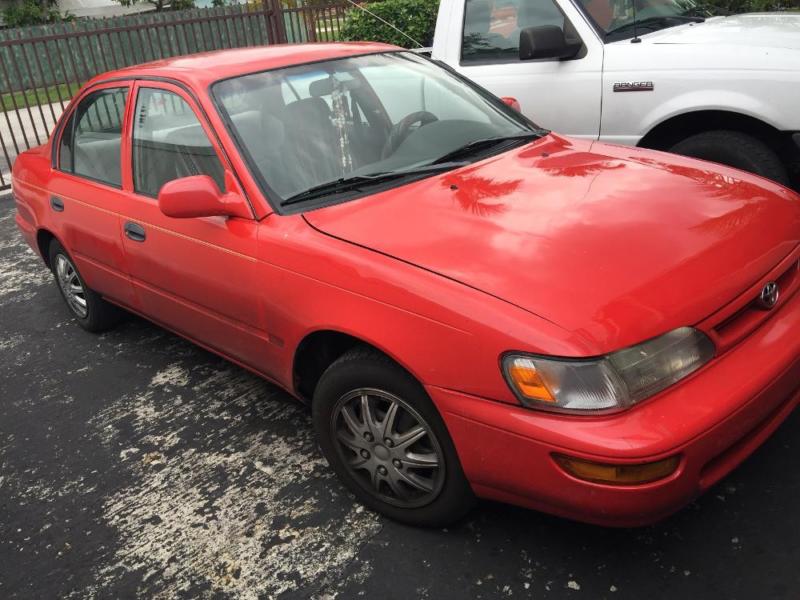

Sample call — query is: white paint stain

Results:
[82,364,381,598]
[150,364,190,388]
[0,238,50,305]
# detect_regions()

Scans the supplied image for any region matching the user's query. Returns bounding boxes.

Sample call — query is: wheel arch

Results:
[638,109,785,153]
[292,329,424,403]
[35,228,58,268]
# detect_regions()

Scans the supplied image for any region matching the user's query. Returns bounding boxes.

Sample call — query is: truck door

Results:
[434,0,604,139]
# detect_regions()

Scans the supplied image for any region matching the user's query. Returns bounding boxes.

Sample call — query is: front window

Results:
[132,88,226,198]
[575,0,709,42]
[213,52,540,211]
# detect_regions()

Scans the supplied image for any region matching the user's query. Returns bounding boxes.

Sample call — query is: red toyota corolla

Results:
[12,43,800,527]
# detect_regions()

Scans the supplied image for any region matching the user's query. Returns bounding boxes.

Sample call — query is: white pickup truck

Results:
[431,0,800,188]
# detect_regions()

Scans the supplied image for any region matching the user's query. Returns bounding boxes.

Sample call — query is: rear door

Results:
[436,0,604,138]
[115,81,270,373]
[47,82,137,307]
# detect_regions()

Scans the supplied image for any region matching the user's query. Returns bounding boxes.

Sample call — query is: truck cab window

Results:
[462,0,566,63]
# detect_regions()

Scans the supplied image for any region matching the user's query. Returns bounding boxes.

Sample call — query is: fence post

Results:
[306,5,318,43]
[264,0,288,44]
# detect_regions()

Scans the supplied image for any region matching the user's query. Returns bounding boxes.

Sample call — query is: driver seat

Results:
[281,97,342,194]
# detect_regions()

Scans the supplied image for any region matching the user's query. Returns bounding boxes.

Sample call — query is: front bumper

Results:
[428,281,800,527]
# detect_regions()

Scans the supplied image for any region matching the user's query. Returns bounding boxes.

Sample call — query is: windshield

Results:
[576,0,710,41]
[212,52,538,209]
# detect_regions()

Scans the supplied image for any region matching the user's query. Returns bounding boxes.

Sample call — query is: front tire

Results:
[312,347,475,527]
[48,239,122,332]
[669,130,790,186]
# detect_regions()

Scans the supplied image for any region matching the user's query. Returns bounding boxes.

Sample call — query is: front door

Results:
[115,81,270,374]
[437,0,604,138]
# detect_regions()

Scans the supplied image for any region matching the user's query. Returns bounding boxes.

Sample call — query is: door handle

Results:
[124,221,146,242]
[50,196,64,212]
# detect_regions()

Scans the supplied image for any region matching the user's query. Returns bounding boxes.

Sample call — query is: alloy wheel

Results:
[330,388,446,508]
[55,253,88,318]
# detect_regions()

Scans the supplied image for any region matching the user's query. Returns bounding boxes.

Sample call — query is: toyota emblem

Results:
[757,282,780,310]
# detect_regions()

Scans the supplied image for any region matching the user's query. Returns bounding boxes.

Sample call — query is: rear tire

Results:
[48,239,122,333]
[669,130,790,186]
[312,346,475,527]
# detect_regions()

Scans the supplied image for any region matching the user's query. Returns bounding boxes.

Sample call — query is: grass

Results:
[1,82,81,113]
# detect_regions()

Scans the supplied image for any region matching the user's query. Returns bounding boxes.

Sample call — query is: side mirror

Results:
[158,174,250,219]
[501,97,521,112]
[519,25,581,61]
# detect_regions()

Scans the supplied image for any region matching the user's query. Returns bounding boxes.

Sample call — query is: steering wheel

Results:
[381,111,439,159]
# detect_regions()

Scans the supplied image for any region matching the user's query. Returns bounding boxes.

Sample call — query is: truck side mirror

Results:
[519,25,581,60]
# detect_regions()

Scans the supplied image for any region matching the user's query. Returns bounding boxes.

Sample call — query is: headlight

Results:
[502,327,715,413]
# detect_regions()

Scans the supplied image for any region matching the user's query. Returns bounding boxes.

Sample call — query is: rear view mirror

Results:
[519,25,581,61]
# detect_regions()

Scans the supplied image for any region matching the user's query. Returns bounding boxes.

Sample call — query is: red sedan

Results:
[12,43,800,527]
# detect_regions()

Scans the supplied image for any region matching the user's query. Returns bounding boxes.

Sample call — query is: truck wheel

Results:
[669,130,790,186]
[48,239,122,332]
[312,346,475,527]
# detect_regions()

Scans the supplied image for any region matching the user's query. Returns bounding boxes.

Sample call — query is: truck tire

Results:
[670,130,790,186]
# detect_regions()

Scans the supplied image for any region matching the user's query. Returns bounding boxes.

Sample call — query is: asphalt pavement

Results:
[1,192,799,599]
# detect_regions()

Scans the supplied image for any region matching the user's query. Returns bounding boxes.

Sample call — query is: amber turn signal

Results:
[506,361,556,403]
[554,454,680,485]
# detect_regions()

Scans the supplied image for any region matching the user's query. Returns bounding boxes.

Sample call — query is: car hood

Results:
[643,13,800,50]
[304,135,800,353]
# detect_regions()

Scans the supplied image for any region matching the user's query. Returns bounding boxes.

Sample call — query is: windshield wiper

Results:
[281,161,468,206]
[606,15,704,37]
[430,131,543,165]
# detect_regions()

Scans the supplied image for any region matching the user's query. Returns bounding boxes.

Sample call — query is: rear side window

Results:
[462,0,566,63]
[58,87,128,187]
[132,88,225,198]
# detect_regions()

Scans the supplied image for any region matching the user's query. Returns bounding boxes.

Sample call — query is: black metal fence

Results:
[0,0,350,189]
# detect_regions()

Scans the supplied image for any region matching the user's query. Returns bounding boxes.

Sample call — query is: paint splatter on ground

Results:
[1,195,799,599]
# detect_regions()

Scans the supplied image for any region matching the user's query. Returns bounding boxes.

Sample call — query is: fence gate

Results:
[0,0,349,191]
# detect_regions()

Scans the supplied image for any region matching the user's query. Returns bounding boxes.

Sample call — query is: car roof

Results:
[88,42,402,90]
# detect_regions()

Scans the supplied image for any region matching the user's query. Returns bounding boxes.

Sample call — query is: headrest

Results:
[284,97,331,120]
[308,76,360,98]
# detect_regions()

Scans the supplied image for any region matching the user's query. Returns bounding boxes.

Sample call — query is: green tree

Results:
[2,0,72,27]
[699,0,798,10]
[340,0,440,48]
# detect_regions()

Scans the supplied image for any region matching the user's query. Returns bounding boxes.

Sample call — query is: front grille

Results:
[701,250,800,354]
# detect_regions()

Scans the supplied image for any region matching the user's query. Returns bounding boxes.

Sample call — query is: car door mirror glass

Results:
[158,174,250,219]
[519,25,581,61]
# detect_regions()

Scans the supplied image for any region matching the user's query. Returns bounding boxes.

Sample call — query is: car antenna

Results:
[631,0,642,43]
[342,0,424,48]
